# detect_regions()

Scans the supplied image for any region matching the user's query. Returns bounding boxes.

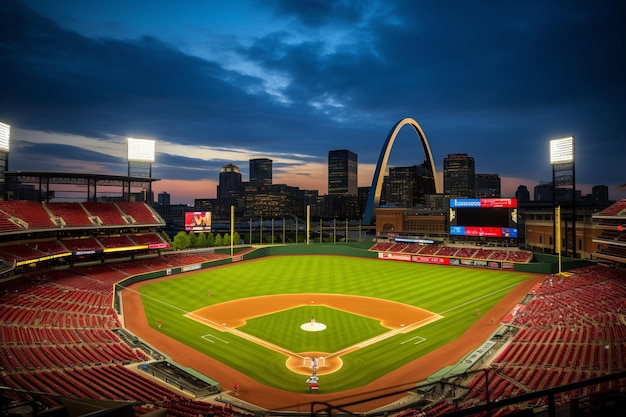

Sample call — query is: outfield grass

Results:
[139,255,531,392]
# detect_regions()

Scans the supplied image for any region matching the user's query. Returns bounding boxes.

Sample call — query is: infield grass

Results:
[138,255,531,392]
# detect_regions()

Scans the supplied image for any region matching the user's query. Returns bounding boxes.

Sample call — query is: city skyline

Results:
[1,1,625,204]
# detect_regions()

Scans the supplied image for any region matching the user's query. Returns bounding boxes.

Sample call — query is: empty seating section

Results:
[0,234,168,264]
[434,246,457,256]
[0,211,21,232]
[457,265,626,409]
[60,237,103,252]
[0,244,43,261]
[598,199,626,216]
[0,201,164,231]
[130,233,166,246]
[0,256,237,417]
[98,235,134,248]
[116,202,160,224]
[82,202,128,225]
[0,200,55,229]
[163,252,228,265]
[25,240,66,255]
[369,242,532,263]
[417,245,440,255]
[369,242,394,251]
[46,202,93,227]
[455,247,479,258]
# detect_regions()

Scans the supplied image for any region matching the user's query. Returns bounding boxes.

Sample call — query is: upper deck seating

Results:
[46,202,93,227]
[598,199,626,216]
[0,201,54,229]
[116,202,161,224]
[82,202,128,226]
[0,212,21,232]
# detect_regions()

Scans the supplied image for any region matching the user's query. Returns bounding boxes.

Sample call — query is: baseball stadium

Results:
[0,130,625,417]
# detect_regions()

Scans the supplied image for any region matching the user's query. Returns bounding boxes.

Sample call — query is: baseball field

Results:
[135,255,533,394]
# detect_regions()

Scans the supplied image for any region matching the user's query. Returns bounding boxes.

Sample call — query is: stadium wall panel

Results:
[242,243,378,260]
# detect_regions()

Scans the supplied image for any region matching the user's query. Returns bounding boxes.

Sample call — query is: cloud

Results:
[1,0,625,203]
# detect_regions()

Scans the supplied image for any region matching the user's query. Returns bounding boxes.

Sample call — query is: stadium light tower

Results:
[549,136,576,259]
[127,137,156,203]
[0,122,10,200]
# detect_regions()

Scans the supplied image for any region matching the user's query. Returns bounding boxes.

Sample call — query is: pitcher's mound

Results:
[300,322,326,331]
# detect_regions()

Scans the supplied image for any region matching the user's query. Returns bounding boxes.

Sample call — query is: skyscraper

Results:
[157,191,170,206]
[328,149,357,196]
[475,173,501,198]
[515,185,530,202]
[386,162,435,207]
[217,163,242,199]
[592,185,609,205]
[443,153,475,198]
[249,158,272,188]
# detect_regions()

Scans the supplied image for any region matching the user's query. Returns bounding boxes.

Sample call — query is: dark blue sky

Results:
[1,0,624,203]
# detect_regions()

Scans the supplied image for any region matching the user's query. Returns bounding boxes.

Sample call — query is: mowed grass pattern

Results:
[139,255,531,392]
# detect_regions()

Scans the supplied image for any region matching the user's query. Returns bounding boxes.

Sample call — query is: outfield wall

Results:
[242,242,378,260]
[514,254,593,274]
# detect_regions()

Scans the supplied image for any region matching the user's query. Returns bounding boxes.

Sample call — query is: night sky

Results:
[1,0,625,203]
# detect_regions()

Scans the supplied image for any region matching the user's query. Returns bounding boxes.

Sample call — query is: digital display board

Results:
[449,198,518,238]
[128,137,155,162]
[0,122,10,152]
[185,211,212,232]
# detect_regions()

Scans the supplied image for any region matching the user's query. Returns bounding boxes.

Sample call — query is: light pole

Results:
[550,136,575,258]
[230,205,234,256]
[306,205,310,245]
[333,217,337,244]
[282,217,285,244]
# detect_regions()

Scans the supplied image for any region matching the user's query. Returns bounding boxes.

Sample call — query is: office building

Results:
[591,185,609,205]
[157,191,171,206]
[250,158,272,188]
[443,153,475,198]
[475,173,501,198]
[218,163,243,199]
[328,150,357,196]
[515,185,531,202]
[387,162,435,207]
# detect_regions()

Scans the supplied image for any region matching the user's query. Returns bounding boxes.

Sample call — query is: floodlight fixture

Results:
[0,121,10,152]
[549,136,574,165]
[127,137,155,162]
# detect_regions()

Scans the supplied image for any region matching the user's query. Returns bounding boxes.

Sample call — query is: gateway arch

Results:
[362,117,441,225]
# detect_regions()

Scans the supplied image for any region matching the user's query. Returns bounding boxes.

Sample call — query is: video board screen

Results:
[185,211,212,232]
[449,198,518,238]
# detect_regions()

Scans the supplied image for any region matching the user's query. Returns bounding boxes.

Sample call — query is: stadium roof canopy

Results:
[4,171,160,202]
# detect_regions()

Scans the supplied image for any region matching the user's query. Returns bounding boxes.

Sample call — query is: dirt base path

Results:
[121,270,545,412]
